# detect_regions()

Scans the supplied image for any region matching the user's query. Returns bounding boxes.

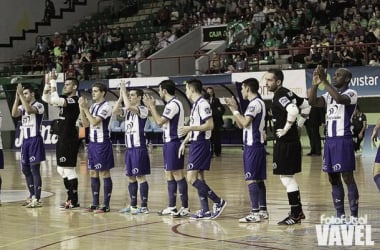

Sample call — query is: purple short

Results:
[125,147,151,176]
[88,140,114,171]
[375,147,380,163]
[323,137,355,173]
[187,140,212,171]
[243,144,267,180]
[163,140,184,171]
[21,136,46,165]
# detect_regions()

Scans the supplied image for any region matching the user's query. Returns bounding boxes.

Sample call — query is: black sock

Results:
[287,191,301,216]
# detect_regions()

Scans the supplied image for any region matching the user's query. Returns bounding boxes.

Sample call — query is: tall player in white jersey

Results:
[309,66,359,220]
[143,79,190,217]
[179,78,227,220]
[226,78,268,223]
[12,83,46,208]
[114,83,151,214]
[79,82,114,213]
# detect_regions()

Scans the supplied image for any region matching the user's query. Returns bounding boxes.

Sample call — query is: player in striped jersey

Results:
[79,82,114,213]
[114,83,151,214]
[12,83,46,208]
[179,78,227,220]
[371,118,380,191]
[309,66,359,221]
[143,79,189,217]
[0,110,3,206]
[226,78,268,223]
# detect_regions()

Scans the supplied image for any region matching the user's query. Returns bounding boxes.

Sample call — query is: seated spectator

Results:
[156,29,176,50]
[210,12,222,25]
[208,51,223,74]
[65,63,79,79]
[226,26,238,52]
[251,5,266,31]
[234,54,247,72]
[107,59,123,79]
[79,52,92,80]
[304,37,321,67]
[262,31,280,59]
[240,29,256,55]
[154,7,170,26]
[289,33,311,64]
[110,27,124,51]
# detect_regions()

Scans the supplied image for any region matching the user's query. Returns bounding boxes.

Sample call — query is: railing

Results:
[2,42,380,79]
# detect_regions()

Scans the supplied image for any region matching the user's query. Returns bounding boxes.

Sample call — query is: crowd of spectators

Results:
[15,0,380,79]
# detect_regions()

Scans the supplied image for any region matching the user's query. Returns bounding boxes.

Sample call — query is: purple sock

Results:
[347,183,359,217]
[374,174,380,191]
[140,181,149,208]
[193,179,210,212]
[128,181,138,207]
[91,177,100,206]
[167,180,177,207]
[31,164,42,200]
[177,178,188,208]
[193,179,221,204]
[258,181,267,210]
[103,177,113,207]
[22,165,35,197]
[332,184,345,217]
[248,182,259,211]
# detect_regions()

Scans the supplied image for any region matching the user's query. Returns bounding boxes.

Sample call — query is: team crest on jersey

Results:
[164,108,171,115]
[36,103,43,109]
[249,106,255,113]
[279,97,290,107]
[205,107,211,114]
[67,98,75,104]
[100,109,108,116]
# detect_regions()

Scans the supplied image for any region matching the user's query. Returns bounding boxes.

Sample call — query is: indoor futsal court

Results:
[0,145,379,250]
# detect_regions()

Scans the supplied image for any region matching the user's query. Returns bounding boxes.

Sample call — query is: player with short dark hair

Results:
[79,82,114,213]
[43,73,81,209]
[179,78,227,220]
[115,83,151,214]
[226,77,268,223]
[264,69,310,225]
[143,79,190,217]
[12,83,46,208]
[309,66,359,221]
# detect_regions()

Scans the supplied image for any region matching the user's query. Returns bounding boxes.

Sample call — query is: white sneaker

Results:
[259,210,269,220]
[26,198,42,208]
[158,206,177,216]
[173,207,190,217]
[239,212,261,223]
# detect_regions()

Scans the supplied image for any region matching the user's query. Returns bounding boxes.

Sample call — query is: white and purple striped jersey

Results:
[18,101,44,139]
[122,105,148,148]
[322,88,357,137]
[189,97,212,141]
[243,97,266,146]
[88,101,112,143]
[162,97,184,143]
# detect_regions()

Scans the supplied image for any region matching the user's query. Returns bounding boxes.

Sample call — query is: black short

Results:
[56,138,80,167]
[272,140,302,175]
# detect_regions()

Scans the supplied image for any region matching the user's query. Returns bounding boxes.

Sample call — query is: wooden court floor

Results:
[0,145,379,250]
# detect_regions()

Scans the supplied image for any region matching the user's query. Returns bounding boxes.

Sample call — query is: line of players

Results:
[9,66,380,225]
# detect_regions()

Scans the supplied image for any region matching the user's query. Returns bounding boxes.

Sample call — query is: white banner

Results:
[108,77,169,89]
